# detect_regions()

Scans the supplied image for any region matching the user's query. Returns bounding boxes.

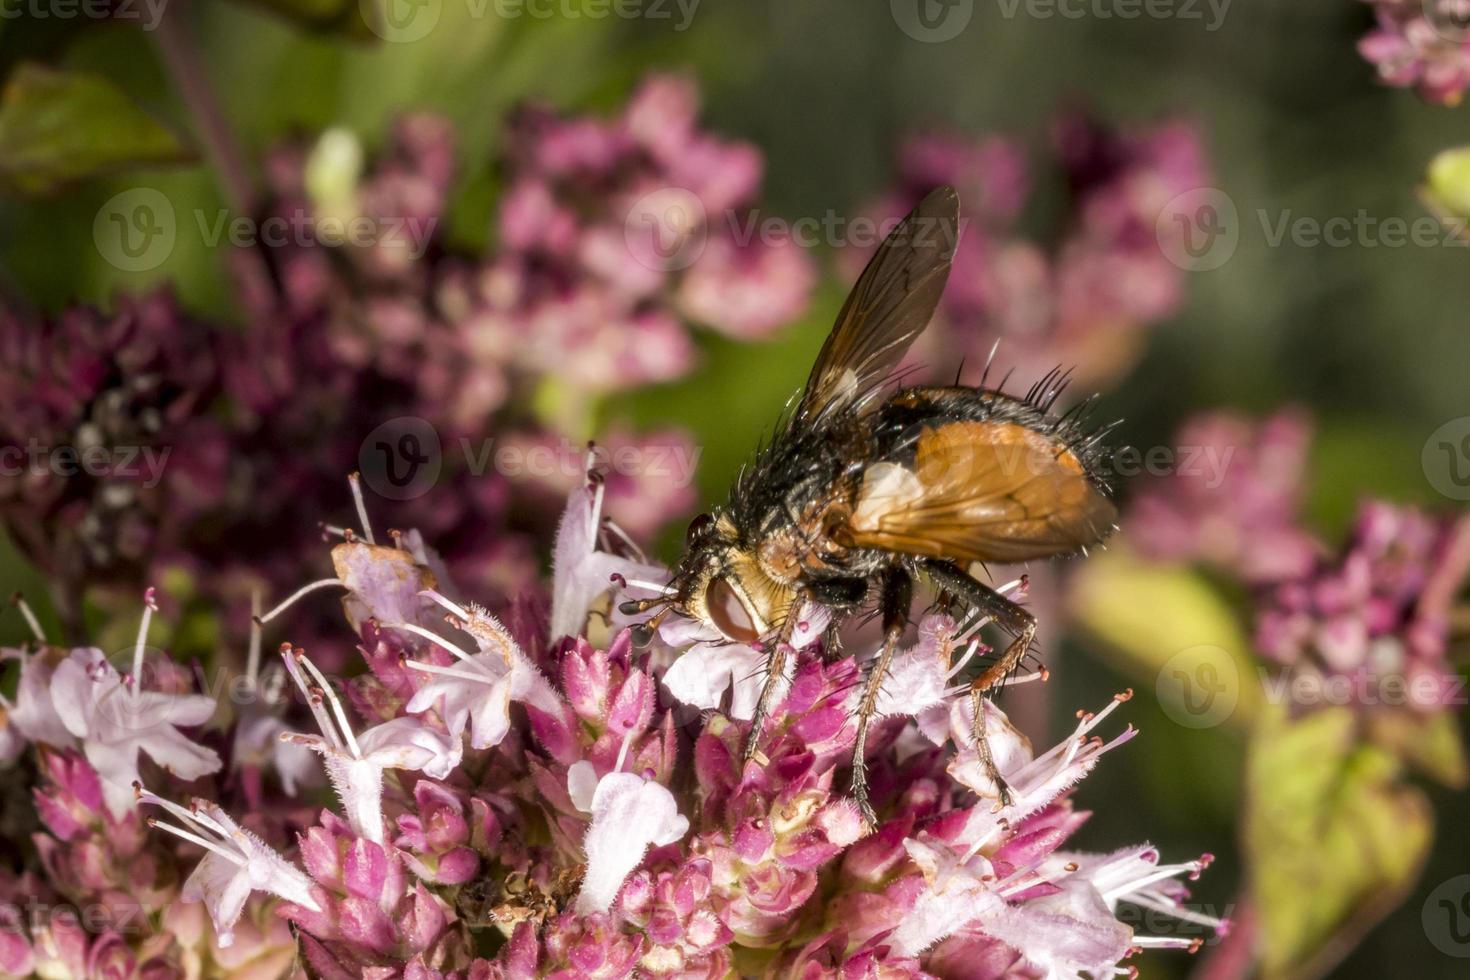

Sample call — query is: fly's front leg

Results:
[743,611,802,766]
[851,564,912,829]
[920,559,1036,808]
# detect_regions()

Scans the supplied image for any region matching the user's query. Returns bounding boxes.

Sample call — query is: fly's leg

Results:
[851,565,912,829]
[919,559,1036,809]
[743,611,802,766]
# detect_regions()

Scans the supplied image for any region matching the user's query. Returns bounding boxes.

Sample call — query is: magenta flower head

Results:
[31,473,1209,978]
[1127,407,1319,585]
[1360,0,1470,106]
[1255,500,1470,714]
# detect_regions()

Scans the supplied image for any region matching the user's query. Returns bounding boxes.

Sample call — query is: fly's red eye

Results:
[705,577,760,644]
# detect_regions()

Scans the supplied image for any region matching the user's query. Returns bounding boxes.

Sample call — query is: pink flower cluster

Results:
[849,115,1209,390]
[0,73,816,648]
[1127,407,1318,585]
[450,73,815,397]
[0,476,1220,978]
[1359,0,1470,106]
[1126,409,1470,715]
[1255,500,1470,713]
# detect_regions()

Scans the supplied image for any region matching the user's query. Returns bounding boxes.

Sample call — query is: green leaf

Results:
[1067,545,1259,732]
[1246,704,1433,980]
[0,63,192,195]
[1366,709,1468,789]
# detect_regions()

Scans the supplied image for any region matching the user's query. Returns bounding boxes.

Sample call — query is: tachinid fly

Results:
[622,186,1118,825]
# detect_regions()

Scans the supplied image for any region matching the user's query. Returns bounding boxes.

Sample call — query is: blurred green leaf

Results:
[1067,546,1260,732]
[234,0,377,40]
[1366,710,1468,790]
[0,63,192,194]
[1246,704,1433,980]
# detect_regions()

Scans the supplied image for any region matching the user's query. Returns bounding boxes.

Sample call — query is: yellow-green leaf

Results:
[1246,703,1433,980]
[1067,546,1259,732]
[0,64,193,195]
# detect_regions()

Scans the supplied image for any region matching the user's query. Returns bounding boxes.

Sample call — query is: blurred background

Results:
[1,0,1468,976]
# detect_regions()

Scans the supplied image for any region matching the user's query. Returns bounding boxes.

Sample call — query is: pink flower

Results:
[1360,0,1470,106]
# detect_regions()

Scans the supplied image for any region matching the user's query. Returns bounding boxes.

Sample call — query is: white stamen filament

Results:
[390,622,491,673]
[246,589,263,689]
[280,650,345,754]
[348,473,376,545]
[131,589,157,703]
[295,654,362,759]
[12,596,45,644]
[405,660,498,684]
[258,579,345,625]
[419,590,474,625]
[148,818,247,866]
[620,578,674,595]
[1126,890,1226,930]
[614,727,636,773]
[602,519,647,563]
[945,639,982,681]
[1102,861,1207,904]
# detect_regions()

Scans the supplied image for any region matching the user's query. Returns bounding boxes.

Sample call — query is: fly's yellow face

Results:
[677,513,799,645]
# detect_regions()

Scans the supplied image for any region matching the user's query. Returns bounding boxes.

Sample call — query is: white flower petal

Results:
[574,772,689,914]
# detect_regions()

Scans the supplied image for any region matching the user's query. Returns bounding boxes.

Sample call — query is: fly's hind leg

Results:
[851,565,912,829]
[920,559,1036,809]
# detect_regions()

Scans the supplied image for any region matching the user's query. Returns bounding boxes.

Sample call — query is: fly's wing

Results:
[795,186,960,425]
[843,420,1117,563]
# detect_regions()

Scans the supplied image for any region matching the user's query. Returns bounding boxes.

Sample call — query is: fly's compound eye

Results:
[686,512,715,547]
[705,577,760,644]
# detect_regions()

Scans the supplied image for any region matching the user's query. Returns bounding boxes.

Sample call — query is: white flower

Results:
[661,607,827,720]
[232,711,318,796]
[567,757,689,915]
[1,647,74,751]
[891,837,1007,956]
[280,648,459,844]
[550,478,668,643]
[50,642,220,817]
[400,592,560,749]
[140,790,319,947]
